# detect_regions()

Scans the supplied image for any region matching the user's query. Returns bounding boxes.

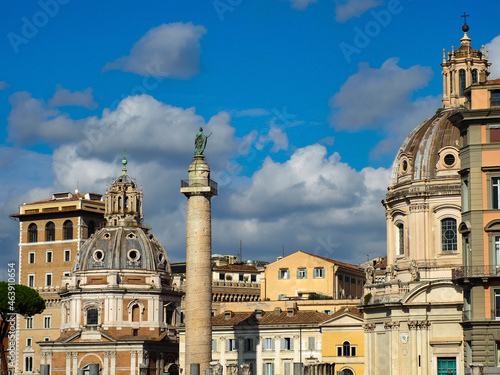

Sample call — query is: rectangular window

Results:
[337,346,342,356]
[239,274,244,281]
[281,337,293,350]
[44,315,51,328]
[308,337,315,350]
[26,337,32,347]
[495,290,500,320]
[263,338,275,351]
[313,268,325,278]
[226,338,238,351]
[278,269,290,280]
[63,271,70,277]
[46,251,53,263]
[297,268,307,279]
[263,363,274,375]
[491,126,500,142]
[212,339,217,352]
[219,273,225,280]
[25,356,33,372]
[493,177,500,209]
[495,236,500,267]
[44,337,50,342]
[64,249,71,262]
[28,252,35,264]
[28,274,35,288]
[251,274,256,282]
[283,362,292,375]
[26,317,33,329]
[492,91,500,107]
[244,338,254,351]
[45,273,52,287]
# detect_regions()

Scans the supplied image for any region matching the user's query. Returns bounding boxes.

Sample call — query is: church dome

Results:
[74,155,171,273]
[388,109,461,190]
[75,225,170,272]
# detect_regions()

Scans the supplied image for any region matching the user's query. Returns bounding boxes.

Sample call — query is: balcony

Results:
[452,266,500,280]
[181,179,218,195]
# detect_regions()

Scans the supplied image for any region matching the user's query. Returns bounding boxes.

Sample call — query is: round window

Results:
[444,153,456,167]
[400,158,409,174]
[93,249,105,262]
[128,249,141,262]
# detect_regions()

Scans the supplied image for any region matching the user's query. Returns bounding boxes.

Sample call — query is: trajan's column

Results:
[180,128,217,375]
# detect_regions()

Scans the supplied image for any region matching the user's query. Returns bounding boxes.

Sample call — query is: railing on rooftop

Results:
[181,179,218,194]
[452,266,500,279]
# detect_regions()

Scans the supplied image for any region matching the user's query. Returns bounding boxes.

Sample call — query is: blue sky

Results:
[1,0,500,278]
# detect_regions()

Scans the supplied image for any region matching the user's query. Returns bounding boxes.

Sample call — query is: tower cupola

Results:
[441,17,491,109]
[104,152,143,227]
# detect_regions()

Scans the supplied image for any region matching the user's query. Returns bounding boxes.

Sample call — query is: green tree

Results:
[0,282,45,375]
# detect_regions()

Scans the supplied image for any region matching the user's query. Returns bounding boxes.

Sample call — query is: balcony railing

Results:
[181,179,218,194]
[452,266,500,279]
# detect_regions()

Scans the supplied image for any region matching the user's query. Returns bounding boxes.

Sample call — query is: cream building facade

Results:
[179,307,329,375]
[361,23,491,375]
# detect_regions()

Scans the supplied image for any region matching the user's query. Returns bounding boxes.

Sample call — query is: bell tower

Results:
[441,16,491,109]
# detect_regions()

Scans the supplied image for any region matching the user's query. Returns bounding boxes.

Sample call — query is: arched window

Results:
[46,222,55,242]
[88,221,95,238]
[459,69,466,97]
[343,341,351,356]
[442,218,457,251]
[472,69,478,84]
[28,223,37,243]
[63,220,73,240]
[340,369,354,375]
[118,197,122,210]
[395,222,404,256]
[86,308,98,325]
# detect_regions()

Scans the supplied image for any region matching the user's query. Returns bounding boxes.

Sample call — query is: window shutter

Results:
[308,337,315,350]
[250,338,254,350]
[262,338,265,349]
[226,339,230,351]
[281,338,285,350]
[297,269,300,278]
[235,339,239,350]
[290,338,294,350]
[305,269,308,278]
[278,270,282,279]
[212,339,217,352]
[271,338,275,350]
[271,363,275,375]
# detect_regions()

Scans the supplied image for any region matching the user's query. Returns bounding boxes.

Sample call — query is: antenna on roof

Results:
[282,245,285,258]
[237,240,242,263]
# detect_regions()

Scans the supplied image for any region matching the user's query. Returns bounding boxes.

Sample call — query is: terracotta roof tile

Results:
[329,306,363,319]
[214,265,259,272]
[212,310,330,327]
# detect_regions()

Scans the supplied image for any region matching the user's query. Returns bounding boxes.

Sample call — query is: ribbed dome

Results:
[389,109,461,187]
[75,226,171,272]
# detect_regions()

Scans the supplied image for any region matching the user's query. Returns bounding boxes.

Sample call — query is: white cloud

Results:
[49,85,98,109]
[7,91,80,145]
[319,136,335,146]
[102,22,207,79]
[329,58,433,131]
[335,0,381,23]
[285,0,318,11]
[217,144,390,262]
[486,34,500,80]
[0,81,8,90]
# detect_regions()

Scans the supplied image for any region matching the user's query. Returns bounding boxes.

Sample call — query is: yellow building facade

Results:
[262,251,364,301]
[321,307,364,375]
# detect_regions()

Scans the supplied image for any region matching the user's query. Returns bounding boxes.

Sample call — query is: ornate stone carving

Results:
[384,321,400,330]
[363,323,376,332]
[408,320,419,329]
[408,259,419,281]
[365,266,374,286]
[241,364,252,375]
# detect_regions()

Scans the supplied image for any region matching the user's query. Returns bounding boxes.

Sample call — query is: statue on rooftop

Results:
[194,127,212,156]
